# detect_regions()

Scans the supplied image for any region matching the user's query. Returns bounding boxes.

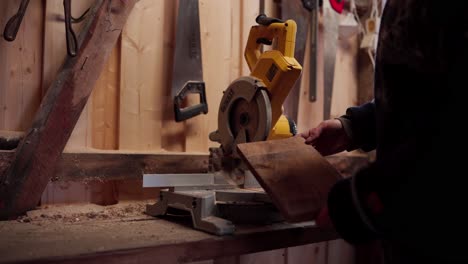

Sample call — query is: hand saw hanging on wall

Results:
[282,0,344,121]
[172,0,208,122]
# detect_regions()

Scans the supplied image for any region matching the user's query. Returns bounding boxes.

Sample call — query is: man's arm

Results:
[337,100,377,152]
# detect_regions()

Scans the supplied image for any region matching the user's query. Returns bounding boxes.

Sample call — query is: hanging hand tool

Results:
[280,0,309,123]
[301,0,319,102]
[3,0,30,42]
[323,0,341,120]
[172,0,208,122]
[3,0,90,57]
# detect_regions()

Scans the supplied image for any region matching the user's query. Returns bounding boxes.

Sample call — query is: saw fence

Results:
[0,0,379,263]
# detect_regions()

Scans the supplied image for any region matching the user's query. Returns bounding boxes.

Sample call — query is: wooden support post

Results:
[0,0,138,219]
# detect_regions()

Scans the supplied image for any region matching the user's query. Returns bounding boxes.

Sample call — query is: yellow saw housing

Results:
[244,15,302,139]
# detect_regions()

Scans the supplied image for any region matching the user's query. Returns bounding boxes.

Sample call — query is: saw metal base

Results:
[146,187,283,236]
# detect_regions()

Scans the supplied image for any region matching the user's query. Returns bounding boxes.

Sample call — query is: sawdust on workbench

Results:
[17,200,155,225]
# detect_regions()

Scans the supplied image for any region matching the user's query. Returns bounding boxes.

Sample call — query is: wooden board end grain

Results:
[236,136,343,223]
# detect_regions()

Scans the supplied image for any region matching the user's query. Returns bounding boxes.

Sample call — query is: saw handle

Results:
[174,81,208,122]
[245,15,297,72]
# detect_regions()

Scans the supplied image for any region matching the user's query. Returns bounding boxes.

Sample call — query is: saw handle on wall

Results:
[174,81,208,122]
[244,14,297,72]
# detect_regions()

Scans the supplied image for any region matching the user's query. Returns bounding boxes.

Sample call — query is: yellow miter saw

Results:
[145,15,302,236]
[209,14,302,186]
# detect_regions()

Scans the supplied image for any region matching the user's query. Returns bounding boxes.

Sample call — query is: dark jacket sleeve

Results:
[336,100,377,152]
[326,2,468,257]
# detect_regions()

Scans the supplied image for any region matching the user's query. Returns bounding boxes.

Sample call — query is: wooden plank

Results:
[55,152,208,182]
[0,0,138,219]
[0,150,369,183]
[236,136,342,222]
[0,208,338,264]
[240,0,260,76]
[330,22,359,119]
[0,150,207,182]
[91,40,121,150]
[199,0,238,150]
[0,0,43,131]
[119,0,168,151]
[88,37,121,205]
[42,0,96,151]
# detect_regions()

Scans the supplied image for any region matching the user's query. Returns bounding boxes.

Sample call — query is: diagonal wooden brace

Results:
[0,0,138,219]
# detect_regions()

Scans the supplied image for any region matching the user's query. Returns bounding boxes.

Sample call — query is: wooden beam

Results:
[0,150,368,188]
[55,152,208,182]
[0,0,138,219]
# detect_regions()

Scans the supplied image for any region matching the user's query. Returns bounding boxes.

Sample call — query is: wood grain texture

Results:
[91,40,121,150]
[89,37,121,206]
[42,0,96,150]
[0,214,337,264]
[199,0,238,150]
[55,152,208,182]
[120,0,168,151]
[0,0,138,219]
[237,136,342,222]
[0,0,43,131]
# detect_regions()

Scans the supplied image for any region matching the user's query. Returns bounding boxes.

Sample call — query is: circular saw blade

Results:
[209,77,272,156]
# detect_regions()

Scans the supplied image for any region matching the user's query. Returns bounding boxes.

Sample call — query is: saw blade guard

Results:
[209,77,272,156]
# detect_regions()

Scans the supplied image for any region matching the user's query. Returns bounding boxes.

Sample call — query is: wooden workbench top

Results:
[0,201,338,264]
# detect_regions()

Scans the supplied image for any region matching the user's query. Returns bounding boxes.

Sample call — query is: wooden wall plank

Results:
[240,0,260,76]
[0,0,43,131]
[199,0,238,149]
[330,17,359,119]
[120,0,167,151]
[91,41,121,150]
[89,36,122,206]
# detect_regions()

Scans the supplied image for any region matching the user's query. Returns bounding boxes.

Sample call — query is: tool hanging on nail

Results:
[3,0,90,57]
[172,0,208,122]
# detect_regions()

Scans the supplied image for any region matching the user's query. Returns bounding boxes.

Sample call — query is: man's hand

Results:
[299,119,352,156]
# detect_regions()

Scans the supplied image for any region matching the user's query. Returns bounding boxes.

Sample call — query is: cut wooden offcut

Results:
[236,136,343,223]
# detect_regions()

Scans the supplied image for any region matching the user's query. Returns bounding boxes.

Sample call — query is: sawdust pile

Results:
[17,200,154,224]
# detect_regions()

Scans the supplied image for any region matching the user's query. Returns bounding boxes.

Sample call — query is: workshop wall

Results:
[0,0,364,263]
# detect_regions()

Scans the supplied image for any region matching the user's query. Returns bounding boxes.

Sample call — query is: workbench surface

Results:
[0,201,338,263]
